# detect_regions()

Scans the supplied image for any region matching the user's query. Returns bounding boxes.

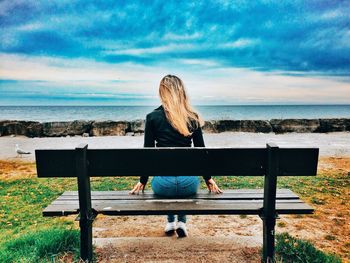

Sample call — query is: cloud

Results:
[0,0,349,74]
[221,38,258,48]
[2,53,349,105]
[0,0,350,105]
[104,43,195,56]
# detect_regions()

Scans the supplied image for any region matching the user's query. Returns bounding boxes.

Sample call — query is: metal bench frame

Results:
[36,143,319,263]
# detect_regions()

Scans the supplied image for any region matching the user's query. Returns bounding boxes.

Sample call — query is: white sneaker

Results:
[176,221,188,238]
[164,221,176,236]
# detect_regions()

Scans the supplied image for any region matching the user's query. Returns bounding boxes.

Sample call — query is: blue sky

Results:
[0,0,349,105]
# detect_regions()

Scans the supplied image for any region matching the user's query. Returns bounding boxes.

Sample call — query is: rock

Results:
[26,122,43,137]
[10,134,16,137]
[0,120,8,136]
[91,121,129,136]
[270,119,320,133]
[0,118,349,137]
[0,120,42,137]
[318,118,350,132]
[215,120,241,132]
[3,121,27,135]
[133,132,143,136]
[204,120,272,133]
[240,120,272,133]
[70,120,93,135]
[42,121,93,137]
[129,120,145,133]
[42,122,66,137]
[203,121,217,133]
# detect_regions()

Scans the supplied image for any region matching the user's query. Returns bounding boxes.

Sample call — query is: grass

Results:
[0,168,139,243]
[276,233,341,263]
[0,228,80,263]
[0,159,349,262]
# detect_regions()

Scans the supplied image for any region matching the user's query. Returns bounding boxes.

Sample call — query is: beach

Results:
[1,131,350,161]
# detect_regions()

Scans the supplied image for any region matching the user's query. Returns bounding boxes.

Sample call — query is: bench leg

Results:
[75,144,94,262]
[262,217,276,263]
[79,216,94,262]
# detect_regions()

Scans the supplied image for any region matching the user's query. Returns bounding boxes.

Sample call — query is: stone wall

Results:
[0,118,349,137]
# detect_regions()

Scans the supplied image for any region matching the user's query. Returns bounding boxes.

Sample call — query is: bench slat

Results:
[51,199,306,205]
[61,189,296,195]
[43,199,313,216]
[36,147,318,178]
[57,194,299,201]
[56,189,299,200]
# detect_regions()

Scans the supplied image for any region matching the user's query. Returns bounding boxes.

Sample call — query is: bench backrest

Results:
[36,144,318,178]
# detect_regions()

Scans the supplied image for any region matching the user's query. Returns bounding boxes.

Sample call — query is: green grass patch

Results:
[276,233,341,263]
[0,227,80,263]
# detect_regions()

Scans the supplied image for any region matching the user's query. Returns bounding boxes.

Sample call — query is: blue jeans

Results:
[151,176,200,223]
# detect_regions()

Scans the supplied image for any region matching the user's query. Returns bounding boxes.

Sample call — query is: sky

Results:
[0,0,349,106]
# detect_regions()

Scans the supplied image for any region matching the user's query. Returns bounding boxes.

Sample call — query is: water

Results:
[1,105,350,122]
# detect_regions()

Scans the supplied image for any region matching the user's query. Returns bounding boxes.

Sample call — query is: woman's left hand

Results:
[205,178,223,194]
[129,182,146,195]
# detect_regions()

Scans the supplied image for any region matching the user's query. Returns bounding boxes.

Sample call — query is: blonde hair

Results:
[159,75,204,136]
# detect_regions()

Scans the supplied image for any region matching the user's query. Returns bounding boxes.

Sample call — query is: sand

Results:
[1,131,350,161]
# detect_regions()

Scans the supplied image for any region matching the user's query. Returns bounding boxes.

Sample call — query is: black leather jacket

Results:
[140,105,211,184]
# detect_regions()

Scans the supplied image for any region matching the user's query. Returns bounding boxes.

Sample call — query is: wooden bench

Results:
[35,143,319,262]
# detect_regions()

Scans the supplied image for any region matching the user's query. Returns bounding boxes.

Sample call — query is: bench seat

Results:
[43,189,313,216]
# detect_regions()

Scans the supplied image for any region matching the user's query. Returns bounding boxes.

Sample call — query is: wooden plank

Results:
[88,148,267,177]
[50,199,306,205]
[36,147,318,178]
[56,189,300,201]
[43,200,313,216]
[61,189,297,196]
[36,148,265,177]
[279,148,319,176]
[57,193,299,201]
[43,206,78,216]
[57,194,299,201]
[36,149,76,178]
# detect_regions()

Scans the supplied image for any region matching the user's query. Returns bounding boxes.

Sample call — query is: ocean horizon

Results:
[1,105,350,122]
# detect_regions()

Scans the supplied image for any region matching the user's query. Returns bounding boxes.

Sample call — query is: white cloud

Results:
[104,43,195,56]
[320,9,344,20]
[16,22,44,31]
[176,58,219,67]
[222,38,259,48]
[162,32,202,41]
[1,53,349,104]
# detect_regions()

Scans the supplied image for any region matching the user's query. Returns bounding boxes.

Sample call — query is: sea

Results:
[1,105,350,122]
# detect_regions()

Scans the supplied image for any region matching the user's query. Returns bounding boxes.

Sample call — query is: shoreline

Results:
[1,118,349,137]
[2,132,350,161]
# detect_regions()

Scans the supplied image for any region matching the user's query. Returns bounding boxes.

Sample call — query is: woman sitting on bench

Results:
[129,74,223,238]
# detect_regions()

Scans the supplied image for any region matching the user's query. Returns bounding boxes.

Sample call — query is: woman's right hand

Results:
[205,178,223,194]
[129,182,145,195]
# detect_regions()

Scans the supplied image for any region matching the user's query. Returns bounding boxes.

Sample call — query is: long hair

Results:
[159,75,204,136]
